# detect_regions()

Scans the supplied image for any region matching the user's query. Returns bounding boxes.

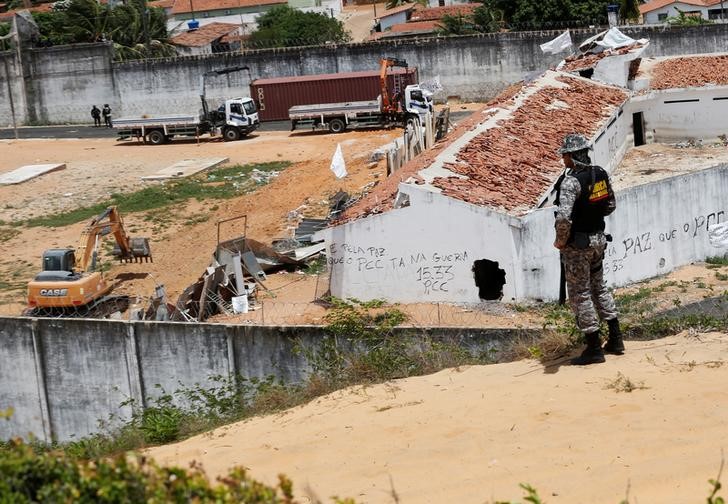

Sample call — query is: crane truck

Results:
[26,206,152,315]
[288,58,433,133]
[113,66,260,145]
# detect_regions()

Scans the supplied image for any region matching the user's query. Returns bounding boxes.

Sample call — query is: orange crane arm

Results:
[379,57,408,114]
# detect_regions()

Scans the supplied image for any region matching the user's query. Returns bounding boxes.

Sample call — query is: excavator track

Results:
[23,295,131,319]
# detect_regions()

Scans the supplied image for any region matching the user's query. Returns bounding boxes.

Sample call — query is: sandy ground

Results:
[338,3,385,42]
[0,129,401,310]
[147,331,728,504]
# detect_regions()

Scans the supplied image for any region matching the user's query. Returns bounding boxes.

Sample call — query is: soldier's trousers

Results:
[561,235,618,334]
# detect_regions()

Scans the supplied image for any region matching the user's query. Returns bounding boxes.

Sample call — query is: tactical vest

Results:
[570,165,613,234]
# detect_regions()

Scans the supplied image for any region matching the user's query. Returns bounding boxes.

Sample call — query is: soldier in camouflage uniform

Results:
[554,134,624,365]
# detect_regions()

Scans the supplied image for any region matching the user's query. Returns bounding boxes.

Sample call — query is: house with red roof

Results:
[639,0,727,24]
[169,21,241,54]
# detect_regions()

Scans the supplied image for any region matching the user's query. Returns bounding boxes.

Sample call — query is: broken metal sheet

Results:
[295,218,328,243]
[242,251,266,280]
[293,242,327,261]
[217,236,303,274]
[0,163,66,185]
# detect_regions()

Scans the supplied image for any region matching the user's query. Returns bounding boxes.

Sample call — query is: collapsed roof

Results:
[340,71,627,221]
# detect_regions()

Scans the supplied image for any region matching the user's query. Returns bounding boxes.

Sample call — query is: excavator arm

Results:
[74,206,151,272]
[379,57,408,114]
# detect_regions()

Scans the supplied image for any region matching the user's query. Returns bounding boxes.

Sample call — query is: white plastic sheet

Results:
[540,30,572,55]
[330,143,347,179]
[596,27,648,50]
[709,222,728,248]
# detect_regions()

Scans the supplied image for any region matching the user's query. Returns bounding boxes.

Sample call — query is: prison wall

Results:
[5,24,728,124]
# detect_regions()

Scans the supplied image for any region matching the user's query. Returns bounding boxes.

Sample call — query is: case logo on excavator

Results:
[39,288,68,296]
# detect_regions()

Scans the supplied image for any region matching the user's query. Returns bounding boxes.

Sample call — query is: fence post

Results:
[30,319,53,443]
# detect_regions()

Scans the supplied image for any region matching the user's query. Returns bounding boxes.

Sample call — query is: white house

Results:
[314,55,728,304]
[639,0,727,24]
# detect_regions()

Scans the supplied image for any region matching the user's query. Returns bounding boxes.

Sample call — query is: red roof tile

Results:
[340,74,628,221]
[149,0,174,8]
[650,55,728,89]
[639,0,721,14]
[375,2,414,19]
[388,20,441,32]
[170,22,239,47]
[410,4,476,21]
[0,3,52,21]
[171,0,285,15]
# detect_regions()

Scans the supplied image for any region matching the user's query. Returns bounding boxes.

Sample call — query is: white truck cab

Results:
[217,97,260,141]
[403,84,434,120]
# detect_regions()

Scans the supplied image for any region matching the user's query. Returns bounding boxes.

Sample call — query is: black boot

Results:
[571,331,606,365]
[604,318,625,355]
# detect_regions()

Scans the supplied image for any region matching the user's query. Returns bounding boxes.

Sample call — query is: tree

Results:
[438,13,475,35]
[472,0,504,33]
[620,0,640,22]
[31,0,174,59]
[493,0,615,30]
[250,5,350,48]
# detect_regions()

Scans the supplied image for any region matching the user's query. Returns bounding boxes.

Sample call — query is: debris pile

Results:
[650,55,728,90]
[432,76,626,213]
[561,43,643,72]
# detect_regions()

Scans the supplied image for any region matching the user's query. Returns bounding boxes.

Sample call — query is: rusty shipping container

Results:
[250,68,419,121]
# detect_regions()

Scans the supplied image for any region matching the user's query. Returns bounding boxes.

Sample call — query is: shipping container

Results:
[250,68,419,121]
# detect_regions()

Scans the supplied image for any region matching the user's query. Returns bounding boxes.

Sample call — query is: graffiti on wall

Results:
[606,210,725,273]
[328,243,470,295]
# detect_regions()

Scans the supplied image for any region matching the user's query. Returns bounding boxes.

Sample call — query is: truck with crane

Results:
[288,58,434,133]
[26,206,152,316]
[113,66,260,144]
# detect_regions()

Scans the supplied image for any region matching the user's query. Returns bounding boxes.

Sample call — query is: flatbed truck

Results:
[114,66,259,145]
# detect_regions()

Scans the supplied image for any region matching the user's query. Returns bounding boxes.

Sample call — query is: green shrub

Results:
[0,438,298,503]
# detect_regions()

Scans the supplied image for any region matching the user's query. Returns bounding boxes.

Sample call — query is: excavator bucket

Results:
[130,237,153,263]
[113,237,153,263]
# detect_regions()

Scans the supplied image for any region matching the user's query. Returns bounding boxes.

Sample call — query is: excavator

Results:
[26,206,152,315]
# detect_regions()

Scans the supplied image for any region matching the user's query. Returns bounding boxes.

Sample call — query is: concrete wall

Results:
[321,84,728,303]
[324,190,521,303]
[631,86,728,143]
[0,317,531,442]
[6,23,728,124]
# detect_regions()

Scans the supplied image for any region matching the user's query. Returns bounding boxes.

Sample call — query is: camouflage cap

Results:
[558,134,591,154]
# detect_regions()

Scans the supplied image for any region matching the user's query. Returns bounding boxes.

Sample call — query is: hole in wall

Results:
[472,259,506,300]
[578,68,595,79]
[659,257,666,268]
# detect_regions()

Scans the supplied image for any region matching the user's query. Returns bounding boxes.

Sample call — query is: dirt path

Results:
[147,331,728,504]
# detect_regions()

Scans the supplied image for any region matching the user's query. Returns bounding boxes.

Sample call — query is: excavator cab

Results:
[32,249,82,283]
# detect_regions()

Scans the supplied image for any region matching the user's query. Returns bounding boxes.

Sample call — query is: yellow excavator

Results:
[27,206,152,312]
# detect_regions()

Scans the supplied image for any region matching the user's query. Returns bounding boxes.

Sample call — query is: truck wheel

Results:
[329,119,346,134]
[147,130,165,145]
[223,127,241,142]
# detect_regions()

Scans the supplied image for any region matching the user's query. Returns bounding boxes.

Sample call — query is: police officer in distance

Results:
[554,133,624,365]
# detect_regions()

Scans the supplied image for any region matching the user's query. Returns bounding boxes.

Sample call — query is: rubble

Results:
[650,55,728,90]
[432,76,626,213]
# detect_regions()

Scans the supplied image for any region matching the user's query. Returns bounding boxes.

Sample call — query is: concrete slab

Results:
[141,158,229,181]
[0,163,66,185]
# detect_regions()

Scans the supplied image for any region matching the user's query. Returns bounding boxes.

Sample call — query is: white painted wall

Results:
[320,188,522,303]
[643,3,712,24]
[631,86,728,142]
[379,10,408,31]
[319,85,728,303]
